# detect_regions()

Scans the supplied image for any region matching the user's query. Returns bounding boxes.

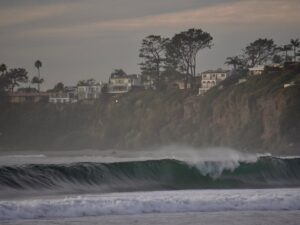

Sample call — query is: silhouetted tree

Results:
[0,64,7,75]
[6,68,28,92]
[225,56,244,70]
[139,35,169,87]
[243,38,277,67]
[290,39,300,62]
[77,78,96,86]
[34,60,43,91]
[31,76,44,91]
[279,44,292,63]
[53,82,65,92]
[166,28,213,89]
[111,69,127,78]
[272,54,284,64]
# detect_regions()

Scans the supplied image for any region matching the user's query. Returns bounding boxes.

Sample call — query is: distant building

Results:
[198,69,230,95]
[248,65,265,76]
[141,74,156,90]
[77,83,102,100]
[107,74,142,94]
[172,80,191,90]
[172,76,201,90]
[49,93,72,104]
[7,91,50,103]
[49,92,77,104]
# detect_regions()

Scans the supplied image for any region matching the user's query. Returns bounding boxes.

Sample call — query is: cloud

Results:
[0,2,82,27]
[15,0,299,40]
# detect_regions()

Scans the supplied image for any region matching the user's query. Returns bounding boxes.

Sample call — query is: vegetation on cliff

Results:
[0,65,299,154]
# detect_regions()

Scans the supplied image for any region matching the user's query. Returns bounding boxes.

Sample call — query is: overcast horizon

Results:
[1,0,300,89]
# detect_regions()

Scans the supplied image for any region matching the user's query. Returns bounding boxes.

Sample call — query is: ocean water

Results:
[0,148,299,224]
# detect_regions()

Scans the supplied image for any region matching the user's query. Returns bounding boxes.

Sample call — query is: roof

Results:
[77,84,101,87]
[7,92,50,97]
[249,65,265,71]
[110,74,138,79]
[201,69,230,74]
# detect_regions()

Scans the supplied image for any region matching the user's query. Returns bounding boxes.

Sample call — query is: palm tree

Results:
[290,39,300,62]
[280,45,292,62]
[0,64,7,75]
[31,76,44,91]
[225,56,243,70]
[34,60,42,91]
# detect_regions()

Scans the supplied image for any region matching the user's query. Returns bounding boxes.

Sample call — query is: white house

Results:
[107,74,142,94]
[77,83,102,100]
[49,86,78,104]
[248,65,265,76]
[198,69,230,95]
[49,95,72,104]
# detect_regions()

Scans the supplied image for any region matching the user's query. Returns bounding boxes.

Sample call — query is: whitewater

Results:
[0,147,300,224]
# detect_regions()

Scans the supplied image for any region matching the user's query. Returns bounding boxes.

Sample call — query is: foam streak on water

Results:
[0,188,300,220]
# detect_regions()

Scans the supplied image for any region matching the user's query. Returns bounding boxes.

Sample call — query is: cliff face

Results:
[0,66,299,154]
[180,67,300,155]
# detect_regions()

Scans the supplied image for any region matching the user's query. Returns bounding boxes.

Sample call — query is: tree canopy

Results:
[290,39,300,62]
[5,68,28,92]
[139,35,169,87]
[225,56,244,70]
[243,38,278,67]
[77,78,97,86]
[111,69,127,78]
[166,28,213,89]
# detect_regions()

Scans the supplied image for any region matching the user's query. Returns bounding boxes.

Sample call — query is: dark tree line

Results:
[225,38,300,70]
[0,64,28,92]
[0,60,45,94]
[139,28,213,90]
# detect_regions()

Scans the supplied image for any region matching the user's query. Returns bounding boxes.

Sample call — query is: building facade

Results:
[7,92,50,103]
[77,84,102,100]
[248,65,265,76]
[107,74,142,94]
[198,69,230,95]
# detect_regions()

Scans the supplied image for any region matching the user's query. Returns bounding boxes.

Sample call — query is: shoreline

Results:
[4,211,300,225]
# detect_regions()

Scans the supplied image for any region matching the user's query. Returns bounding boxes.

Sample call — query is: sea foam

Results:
[0,188,300,220]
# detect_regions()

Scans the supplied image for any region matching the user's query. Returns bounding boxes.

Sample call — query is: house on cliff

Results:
[248,64,283,76]
[49,86,78,104]
[248,65,265,76]
[198,69,230,95]
[107,74,142,94]
[77,81,103,101]
[7,88,50,103]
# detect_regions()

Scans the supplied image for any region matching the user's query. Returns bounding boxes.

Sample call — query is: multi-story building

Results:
[248,65,265,76]
[49,86,78,104]
[107,74,142,94]
[198,69,230,95]
[77,83,102,100]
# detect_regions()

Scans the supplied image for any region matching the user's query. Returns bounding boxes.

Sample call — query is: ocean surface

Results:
[0,148,299,224]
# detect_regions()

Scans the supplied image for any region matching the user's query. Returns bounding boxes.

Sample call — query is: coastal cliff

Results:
[0,65,299,155]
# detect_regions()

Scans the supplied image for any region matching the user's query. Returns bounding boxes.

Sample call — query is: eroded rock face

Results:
[0,66,299,154]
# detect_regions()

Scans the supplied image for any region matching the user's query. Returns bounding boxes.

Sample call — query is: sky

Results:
[1,0,300,89]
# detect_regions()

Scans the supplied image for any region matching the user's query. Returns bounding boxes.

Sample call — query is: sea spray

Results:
[0,157,300,198]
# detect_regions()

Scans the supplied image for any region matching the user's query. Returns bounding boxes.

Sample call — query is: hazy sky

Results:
[1,0,300,89]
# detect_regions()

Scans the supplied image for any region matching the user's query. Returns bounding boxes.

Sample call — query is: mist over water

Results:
[0,145,258,165]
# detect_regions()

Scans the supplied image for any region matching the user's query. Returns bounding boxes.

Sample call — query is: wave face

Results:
[0,156,300,196]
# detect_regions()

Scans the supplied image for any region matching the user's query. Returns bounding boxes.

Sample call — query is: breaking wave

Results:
[0,156,299,196]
